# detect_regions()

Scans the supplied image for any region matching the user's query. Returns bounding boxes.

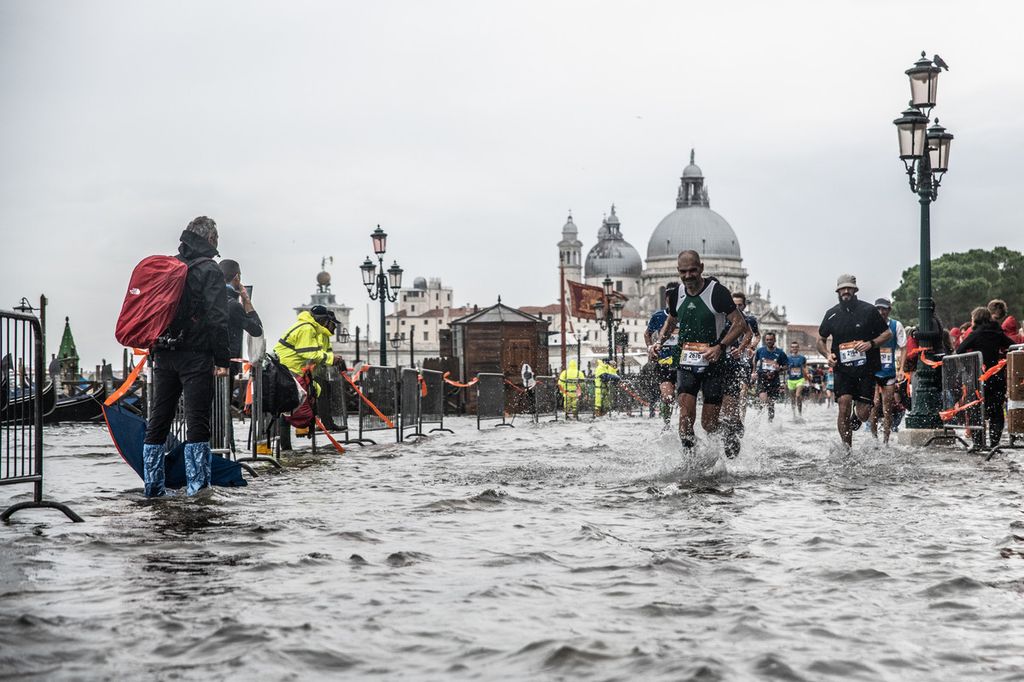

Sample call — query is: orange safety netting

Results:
[340,371,394,428]
[104,350,149,406]
[313,416,346,454]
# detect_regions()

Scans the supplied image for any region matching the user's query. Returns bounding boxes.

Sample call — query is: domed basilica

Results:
[558,150,788,342]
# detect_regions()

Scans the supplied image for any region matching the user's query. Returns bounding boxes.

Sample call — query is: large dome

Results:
[647,206,741,260]
[584,205,643,278]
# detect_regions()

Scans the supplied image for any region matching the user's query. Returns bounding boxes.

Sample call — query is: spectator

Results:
[273,305,344,435]
[988,299,1022,344]
[219,259,263,408]
[142,216,230,498]
[957,306,1015,447]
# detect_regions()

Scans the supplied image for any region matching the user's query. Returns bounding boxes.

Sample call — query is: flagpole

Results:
[559,262,567,372]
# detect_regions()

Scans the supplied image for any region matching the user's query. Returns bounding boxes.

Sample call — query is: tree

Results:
[891,247,1024,328]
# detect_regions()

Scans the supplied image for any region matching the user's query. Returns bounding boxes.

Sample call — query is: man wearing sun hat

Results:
[815,274,892,447]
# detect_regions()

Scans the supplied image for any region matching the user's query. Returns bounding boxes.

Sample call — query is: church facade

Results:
[556,151,789,356]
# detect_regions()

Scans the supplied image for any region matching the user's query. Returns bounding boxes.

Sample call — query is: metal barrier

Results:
[210,374,233,456]
[477,372,513,428]
[534,375,559,423]
[927,350,984,449]
[357,365,400,444]
[420,369,453,434]
[400,367,425,441]
[242,358,279,464]
[613,377,648,415]
[988,347,1024,459]
[0,309,81,522]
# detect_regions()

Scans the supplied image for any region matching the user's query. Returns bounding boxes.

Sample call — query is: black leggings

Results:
[144,350,214,445]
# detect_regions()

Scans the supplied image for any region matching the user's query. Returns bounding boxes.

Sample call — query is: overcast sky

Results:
[2,1,1022,364]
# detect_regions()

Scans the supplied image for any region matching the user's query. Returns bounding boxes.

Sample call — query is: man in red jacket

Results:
[988,299,1022,344]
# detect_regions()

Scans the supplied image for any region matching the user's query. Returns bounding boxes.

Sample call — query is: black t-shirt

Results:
[818,298,888,375]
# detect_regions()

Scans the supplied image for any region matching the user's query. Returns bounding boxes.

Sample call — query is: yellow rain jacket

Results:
[558,359,585,411]
[594,360,619,410]
[273,311,334,378]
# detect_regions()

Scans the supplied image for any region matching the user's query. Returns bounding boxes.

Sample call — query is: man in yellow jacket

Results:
[594,358,620,416]
[558,359,585,418]
[273,305,342,430]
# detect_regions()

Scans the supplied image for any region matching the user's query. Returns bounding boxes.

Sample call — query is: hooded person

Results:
[594,358,620,415]
[273,305,344,430]
[957,306,1016,447]
[557,359,585,416]
[142,216,230,498]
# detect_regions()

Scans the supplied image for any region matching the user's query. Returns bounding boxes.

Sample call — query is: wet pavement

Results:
[2,406,1024,680]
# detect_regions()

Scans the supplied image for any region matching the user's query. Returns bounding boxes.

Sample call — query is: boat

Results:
[1,380,57,424]
[44,384,107,424]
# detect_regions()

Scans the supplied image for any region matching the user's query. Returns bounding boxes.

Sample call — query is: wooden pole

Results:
[559,263,567,372]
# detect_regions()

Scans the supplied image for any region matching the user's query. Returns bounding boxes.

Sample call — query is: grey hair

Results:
[185,216,218,242]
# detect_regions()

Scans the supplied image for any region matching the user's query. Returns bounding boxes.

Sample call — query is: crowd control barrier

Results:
[420,369,453,434]
[989,347,1024,459]
[928,350,985,449]
[534,376,559,423]
[357,365,400,444]
[210,374,233,457]
[400,367,426,441]
[240,358,281,467]
[0,309,81,522]
[613,378,650,416]
[477,373,513,429]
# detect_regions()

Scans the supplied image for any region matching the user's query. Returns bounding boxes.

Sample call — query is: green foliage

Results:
[891,247,1024,328]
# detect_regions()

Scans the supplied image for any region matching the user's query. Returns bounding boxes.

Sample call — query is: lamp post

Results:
[409,325,415,367]
[360,226,403,367]
[893,51,954,430]
[593,277,623,361]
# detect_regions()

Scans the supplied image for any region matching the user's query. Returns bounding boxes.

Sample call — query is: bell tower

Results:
[557,212,583,283]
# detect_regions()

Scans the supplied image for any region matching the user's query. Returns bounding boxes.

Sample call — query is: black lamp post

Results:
[593,277,623,361]
[360,226,403,367]
[893,52,954,430]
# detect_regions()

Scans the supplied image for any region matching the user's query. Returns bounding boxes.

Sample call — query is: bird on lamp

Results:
[933,54,949,71]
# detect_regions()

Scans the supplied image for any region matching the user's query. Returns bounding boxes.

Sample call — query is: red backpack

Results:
[114,255,209,349]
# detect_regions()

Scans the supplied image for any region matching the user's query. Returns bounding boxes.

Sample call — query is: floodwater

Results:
[2,406,1024,681]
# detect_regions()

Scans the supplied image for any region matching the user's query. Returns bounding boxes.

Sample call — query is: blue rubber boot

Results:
[142,443,166,498]
[183,442,211,496]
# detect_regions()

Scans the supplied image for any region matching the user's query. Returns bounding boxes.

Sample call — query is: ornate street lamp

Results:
[389,332,404,350]
[595,277,623,361]
[361,225,403,366]
[338,327,350,344]
[893,51,955,430]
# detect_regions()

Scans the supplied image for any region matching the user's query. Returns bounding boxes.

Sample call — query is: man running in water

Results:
[719,291,759,457]
[754,332,788,422]
[652,250,748,452]
[645,283,680,425]
[869,297,906,444]
[816,274,892,447]
[786,341,809,418]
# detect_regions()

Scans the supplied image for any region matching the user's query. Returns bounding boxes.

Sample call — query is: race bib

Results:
[879,348,894,367]
[662,333,679,348]
[759,359,779,373]
[839,341,867,367]
[680,342,710,369]
[788,366,802,379]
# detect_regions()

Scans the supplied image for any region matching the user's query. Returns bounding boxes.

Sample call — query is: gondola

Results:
[44,385,107,424]
[1,380,57,424]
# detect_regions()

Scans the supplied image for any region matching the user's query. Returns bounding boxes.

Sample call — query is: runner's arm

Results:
[816,335,835,366]
[718,309,747,349]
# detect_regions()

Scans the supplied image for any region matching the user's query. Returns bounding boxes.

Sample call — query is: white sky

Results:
[2,1,1022,363]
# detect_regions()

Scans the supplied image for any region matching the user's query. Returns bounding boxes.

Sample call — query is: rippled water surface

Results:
[3,407,1024,680]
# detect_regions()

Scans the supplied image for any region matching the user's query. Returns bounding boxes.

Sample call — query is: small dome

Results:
[562,214,577,234]
[585,206,642,278]
[316,271,331,286]
[413,276,428,290]
[682,162,703,178]
[647,207,741,260]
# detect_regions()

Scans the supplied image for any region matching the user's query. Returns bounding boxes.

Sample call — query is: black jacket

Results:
[226,285,263,371]
[818,297,889,375]
[956,321,1014,368]
[166,231,231,367]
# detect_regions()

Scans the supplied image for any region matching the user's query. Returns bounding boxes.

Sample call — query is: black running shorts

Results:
[656,364,677,385]
[757,375,782,399]
[834,370,876,404]
[676,362,727,405]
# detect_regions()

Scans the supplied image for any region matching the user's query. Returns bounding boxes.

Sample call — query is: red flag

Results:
[567,280,627,318]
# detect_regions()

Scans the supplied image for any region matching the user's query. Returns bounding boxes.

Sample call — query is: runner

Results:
[816,274,892,447]
[824,367,835,408]
[719,291,760,457]
[644,283,680,426]
[869,297,907,444]
[652,250,748,452]
[754,332,788,422]
[785,341,810,418]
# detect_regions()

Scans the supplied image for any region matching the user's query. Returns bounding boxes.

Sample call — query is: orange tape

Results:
[939,389,983,422]
[442,371,478,388]
[314,416,346,454]
[978,359,1007,383]
[341,371,394,428]
[504,379,527,393]
[417,374,428,397]
[620,385,650,407]
[104,352,148,406]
